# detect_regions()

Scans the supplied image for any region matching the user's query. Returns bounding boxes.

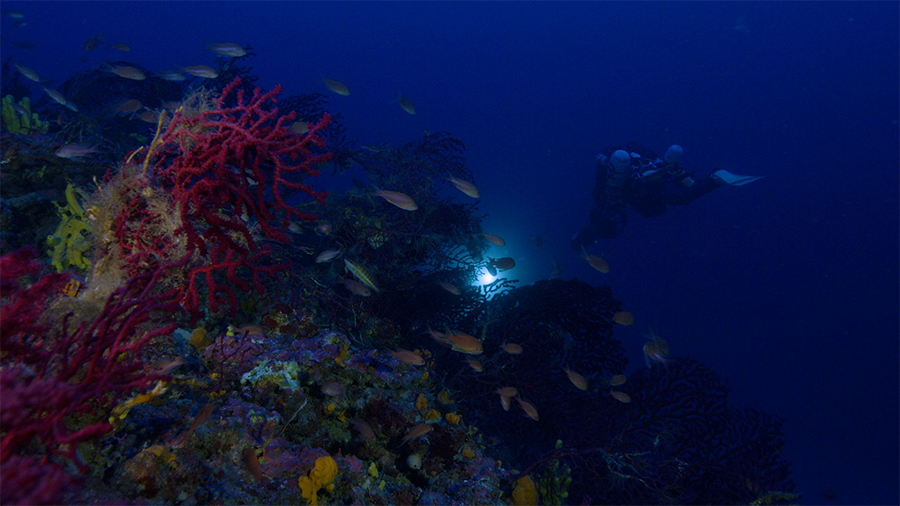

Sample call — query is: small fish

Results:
[242,447,264,482]
[323,78,350,96]
[161,100,181,111]
[115,99,142,114]
[563,368,589,391]
[135,109,159,123]
[232,324,265,336]
[182,65,218,79]
[549,261,563,278]
[609,374,627,387]
[111,43,130,51]
[150,357,186,375]
[342,278,372,297]
[321,381,345,397]
[613,311,634,326]
[438,282,460,295]
[43,87,78,112]
[315,223,332,236]
[12,41,36,50]
[84,34,103,51]
[350,419,376,441]
[400,423,432,445]
[483,233,505,246]
[500,343,523,355]
[13,20,26,28]
[208,42,247,57]
[465,357,483,372]
[516,397,540,421]
[2,9,25,19]
[434,329,483,355]
[499,394,511,411]
[173,402,217,447]
[344,259,379,292]
[13,63,40,82]
[397,92,416,115]
[610,390,632,403]
[581,246,610,273]
[55,144,98,159]
[108,65,145,80]
[388,349,425,366]
[448,176,479,198]
[643,331,670,368]
[495,387,518,397]
[374,187,418,211]
[489,257,516,272]
[290,121,310,135]
[316,249,343,263]
[157,70,186,81]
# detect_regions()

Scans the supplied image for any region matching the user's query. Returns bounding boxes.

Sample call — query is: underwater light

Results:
[476,269,496,286]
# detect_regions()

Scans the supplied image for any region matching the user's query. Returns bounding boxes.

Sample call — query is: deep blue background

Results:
[3,2,897,504]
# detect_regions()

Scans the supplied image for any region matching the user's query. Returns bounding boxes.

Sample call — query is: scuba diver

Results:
[571,142,761,249]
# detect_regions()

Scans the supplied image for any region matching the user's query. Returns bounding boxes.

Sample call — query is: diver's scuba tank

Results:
[601,150,633,206]
[663,145,695,187]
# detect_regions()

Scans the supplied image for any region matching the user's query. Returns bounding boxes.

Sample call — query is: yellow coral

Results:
[424,409,441,421]
[415,393,428,411]
[460,446,476,459]
[2,95,49,134]
[298,455,338,506]
[47,184,92,272]
[512,475,538,506]
[445,412,461,425]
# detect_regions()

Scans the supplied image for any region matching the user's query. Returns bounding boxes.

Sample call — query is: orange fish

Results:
[613,311,634,326]
[374,187,418,211]
[439,282,461,295]
[465,357,483,372]
[610,390,631,403]
[323,78,350,96]
[581,246,609,273]
[483,233,505,246]
[549,261,563,278]
[401,423,432,445]
[495,387,518,397]
[397,93,416,115]
[108,65,146,80]
[489,257,516,271]
[242,447,263,482]
[438,329,483,355]
[233,324,265,336]
[182,65,219,78]
[448,176,480,198]
[321,381,345,397]
[499,394,511,411]
[563,368,589,390]
[643,331,670,368]
[342,278,372,297]
[111,43,130,51]
[290,121,310,135]
[609,374,627,387]
[115,99,142,114]
[516,397,539,421]
[350,419,376,441]
[389,349,425,366]
[500,343,523,355]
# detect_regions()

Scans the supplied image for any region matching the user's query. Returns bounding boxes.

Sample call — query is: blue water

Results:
[3,2,897,503]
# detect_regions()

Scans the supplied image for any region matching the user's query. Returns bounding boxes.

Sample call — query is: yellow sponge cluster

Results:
[298,455,338,506]
[47,184,91,272]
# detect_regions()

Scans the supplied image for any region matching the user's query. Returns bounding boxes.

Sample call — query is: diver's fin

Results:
[711,169,764,186]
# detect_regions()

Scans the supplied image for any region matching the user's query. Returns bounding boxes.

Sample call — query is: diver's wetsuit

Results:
[571,142,721,249]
